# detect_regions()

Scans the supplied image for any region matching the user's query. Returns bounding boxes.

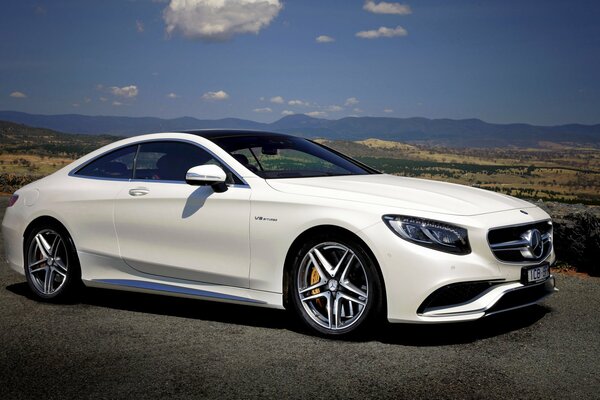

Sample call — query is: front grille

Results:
[417,281,502,314]
[488,220,553,263]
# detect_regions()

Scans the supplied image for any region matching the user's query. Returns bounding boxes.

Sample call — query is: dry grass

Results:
[0,154,74,175]
[322,138,600,204]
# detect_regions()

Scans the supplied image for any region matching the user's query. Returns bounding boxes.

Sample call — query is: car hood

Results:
[266,174,535,216]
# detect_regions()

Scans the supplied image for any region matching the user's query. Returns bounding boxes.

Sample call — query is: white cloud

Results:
[383,108,394,113]
[84,97,92,103]
[356,25,407,39]
[72,103,80,108]
[253,107,272,113]
[306,111,327,118]
[270,95,284,104]
[288,99,309,107]
[363,1,412,15]
[345,97,359,106]
[327,105,343,112]
[202,90,229,101]
[163,0,283,41]
[353,108,364,113]
[9,91,27,98]
[316,35,335,43]
[136,20,145,33]
[99,97,108,102]
[112,101,123,106]
[281,110,294,116]
[109,85,138,98]
[166,92,178,99]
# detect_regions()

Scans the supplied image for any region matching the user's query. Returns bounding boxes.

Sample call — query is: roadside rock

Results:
[537,201,600,276]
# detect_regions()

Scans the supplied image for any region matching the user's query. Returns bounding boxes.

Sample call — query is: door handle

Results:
[129,187,149,197]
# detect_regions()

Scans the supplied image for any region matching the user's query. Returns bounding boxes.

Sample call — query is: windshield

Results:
[209,135,378,179]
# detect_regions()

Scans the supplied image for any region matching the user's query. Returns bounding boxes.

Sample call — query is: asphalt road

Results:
[1,197,599,399]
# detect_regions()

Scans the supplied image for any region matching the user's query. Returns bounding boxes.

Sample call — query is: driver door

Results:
[113,140,251,288]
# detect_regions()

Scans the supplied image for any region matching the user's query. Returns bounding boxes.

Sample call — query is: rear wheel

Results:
[24,224,81,301]
[290,235,383,337]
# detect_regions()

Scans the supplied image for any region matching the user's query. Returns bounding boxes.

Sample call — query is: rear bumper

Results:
[2,208,25,275]
[408,276,556,323]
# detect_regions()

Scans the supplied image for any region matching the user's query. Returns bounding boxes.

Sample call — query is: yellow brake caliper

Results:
[310,267,325,308]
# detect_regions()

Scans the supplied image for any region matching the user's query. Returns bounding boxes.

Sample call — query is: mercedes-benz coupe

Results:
[2,130,557,336]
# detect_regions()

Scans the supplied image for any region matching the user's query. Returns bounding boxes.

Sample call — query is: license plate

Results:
[523,264,550,284]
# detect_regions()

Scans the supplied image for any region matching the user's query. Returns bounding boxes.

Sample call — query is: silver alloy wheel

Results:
[27,229,69,295]
[297,242,369,331]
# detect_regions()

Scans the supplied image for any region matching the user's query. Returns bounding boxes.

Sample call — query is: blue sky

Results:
[1,0,599,125]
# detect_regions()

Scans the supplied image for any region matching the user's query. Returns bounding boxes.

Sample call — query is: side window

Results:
[134,141,240,184]
[75,145,137,179]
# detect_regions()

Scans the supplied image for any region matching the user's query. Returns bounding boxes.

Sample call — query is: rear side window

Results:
[75,145,137,179]
[134,141,240,184]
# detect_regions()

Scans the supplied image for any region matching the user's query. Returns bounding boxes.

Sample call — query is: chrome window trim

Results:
[69,138,250,188]
[127,178,251,189]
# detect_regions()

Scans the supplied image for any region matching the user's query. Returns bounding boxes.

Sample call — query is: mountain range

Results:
[1,110,599,148]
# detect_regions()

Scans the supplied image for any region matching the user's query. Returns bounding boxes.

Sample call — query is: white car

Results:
[2,130,556,336]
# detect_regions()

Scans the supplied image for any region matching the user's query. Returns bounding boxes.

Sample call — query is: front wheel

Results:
[24,224,81,301]
[290,235,384,337]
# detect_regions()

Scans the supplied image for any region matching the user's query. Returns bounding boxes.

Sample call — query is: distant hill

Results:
[0,120,119,157]
[1,110,599,148]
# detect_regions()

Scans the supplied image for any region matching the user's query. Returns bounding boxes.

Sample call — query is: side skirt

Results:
[86,278,284,309]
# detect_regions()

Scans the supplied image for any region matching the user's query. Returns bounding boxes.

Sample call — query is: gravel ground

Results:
[1,197,599,399]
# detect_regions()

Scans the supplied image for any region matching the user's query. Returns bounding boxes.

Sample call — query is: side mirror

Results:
[185,165,228,193]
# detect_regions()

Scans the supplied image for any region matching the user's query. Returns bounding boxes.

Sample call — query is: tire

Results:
[23,222,82,301]
[289,233,384,337]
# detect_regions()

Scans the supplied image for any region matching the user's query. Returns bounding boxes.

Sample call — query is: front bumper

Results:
[359,207,557,323]
[417,276,556,322]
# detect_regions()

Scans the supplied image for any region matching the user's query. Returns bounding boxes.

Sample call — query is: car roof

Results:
[178,129,293,140]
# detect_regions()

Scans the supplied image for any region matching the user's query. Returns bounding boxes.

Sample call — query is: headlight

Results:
[382,215,471,255]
